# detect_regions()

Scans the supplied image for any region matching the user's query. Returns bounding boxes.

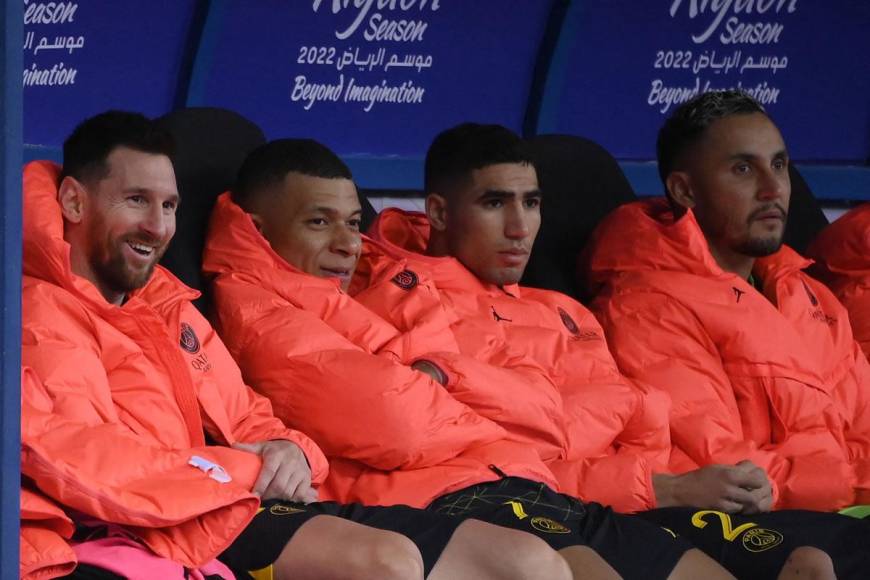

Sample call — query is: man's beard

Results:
[92,239,164,295]
[737,233,784,257]
[740,204,788,257]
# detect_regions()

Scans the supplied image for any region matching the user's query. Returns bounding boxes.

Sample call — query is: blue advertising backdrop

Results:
[188,0,555,157]
[16,0,870,197]
[537,0,870,163]
[23,0,198,146]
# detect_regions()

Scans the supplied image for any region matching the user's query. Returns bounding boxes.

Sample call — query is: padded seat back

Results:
[157,108,267,310]
[784,165,829,256]
[522,134,637,301]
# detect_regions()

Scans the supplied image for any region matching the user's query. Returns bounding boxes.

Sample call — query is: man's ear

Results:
[425,193,448,232]
[58,176,87,224]
[665,171,695,210]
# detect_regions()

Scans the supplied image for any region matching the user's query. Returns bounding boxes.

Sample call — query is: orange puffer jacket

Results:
[21,368,76,580]
[585,198,869,510]
[21,487,76,580]
[21,162,328,568]
[360,208,672,512]
[202,194,555,508]
[807,203,870,360]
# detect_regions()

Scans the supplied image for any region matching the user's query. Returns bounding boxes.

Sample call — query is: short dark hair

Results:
[657,90,767,185]
[61,110,175,183]
[232,138,352,212]
[424,123,534,195]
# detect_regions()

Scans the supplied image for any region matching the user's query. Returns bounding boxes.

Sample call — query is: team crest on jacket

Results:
[557,307,579,335]
[391,269,418,290]
[179,323,201,354]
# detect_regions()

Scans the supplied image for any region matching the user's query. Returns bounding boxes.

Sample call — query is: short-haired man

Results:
[361,122,870,579]
[21,111,574,580]
[203,137,726,580]
[579,92,870,574]
[806,203,870,360]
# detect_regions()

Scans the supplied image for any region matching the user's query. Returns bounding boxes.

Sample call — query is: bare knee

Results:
[669,548,734,580]
[507,535,572,580]
[558,545,621,580]
[340,530,424,580]
[429,519,571,580]
[274,515,424,580]
[777,546,836,580]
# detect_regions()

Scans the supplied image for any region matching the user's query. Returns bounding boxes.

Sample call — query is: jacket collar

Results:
[368,207,521,298]
[586,197,808,291]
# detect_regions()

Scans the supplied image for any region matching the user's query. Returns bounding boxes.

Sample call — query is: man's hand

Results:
[733,460,773,514]
[232,440,318,503]
[653,462,773,513]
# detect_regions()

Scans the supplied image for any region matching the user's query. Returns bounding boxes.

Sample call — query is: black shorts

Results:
[428,477,692,579]
[219,499,464,577]
[640,507,870,579]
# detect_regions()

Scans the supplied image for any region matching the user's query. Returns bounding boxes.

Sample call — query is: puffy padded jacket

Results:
[202,193,555,507]
[21,368,77,580]
[361,208,672,512]
[21,487,76,580]
[806,203,870,360]
[21,161,328,568]
[585,198,869,510]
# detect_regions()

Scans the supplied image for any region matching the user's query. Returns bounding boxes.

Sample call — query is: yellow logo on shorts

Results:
[270,504,306,516]
[741,528,784,553]
[531,517,571,534]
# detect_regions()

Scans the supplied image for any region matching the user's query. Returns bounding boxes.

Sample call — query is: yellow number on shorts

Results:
[691,510,757,542]
[503,500,530,520]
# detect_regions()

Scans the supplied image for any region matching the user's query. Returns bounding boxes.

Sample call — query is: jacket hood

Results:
[22,160,196,310]
[202,192,307,284]
[203,191,375,295]
[203,193,406,350]
[807,203,870,276]
[585,198,811,293]
[368,207,522,297]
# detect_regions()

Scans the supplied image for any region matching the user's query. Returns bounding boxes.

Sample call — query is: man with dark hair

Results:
[582,91,870,576]
[359,121,870,579]
[21,112,576,580]
[204,136,737,580]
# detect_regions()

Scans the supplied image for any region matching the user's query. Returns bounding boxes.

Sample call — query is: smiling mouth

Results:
[127,241,156,257]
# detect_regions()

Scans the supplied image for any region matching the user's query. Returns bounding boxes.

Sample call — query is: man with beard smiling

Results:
[584,90,870,517]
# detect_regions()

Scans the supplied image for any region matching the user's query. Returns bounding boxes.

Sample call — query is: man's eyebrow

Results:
[478,190,514,200]
[728,149,789,162]
[121,187,181,203]
[523,189,543,198]
[307,206,362,216]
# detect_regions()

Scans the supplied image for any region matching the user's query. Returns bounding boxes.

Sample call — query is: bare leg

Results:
[558,545,622,580]
[668,548,735,580]
[429,519,572,580]
[776,547,836,580]
[272,514,424,580]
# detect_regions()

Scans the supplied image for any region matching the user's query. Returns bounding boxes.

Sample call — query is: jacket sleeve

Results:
[550,382,671,513]
[357,271,570,456]
[20,487,76,580]
[185,307,328,484]
[213,282,506,471]
[421,349,569,455]
[596,291,856,511]
[21,302,264,533]
[839,341,870,503]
